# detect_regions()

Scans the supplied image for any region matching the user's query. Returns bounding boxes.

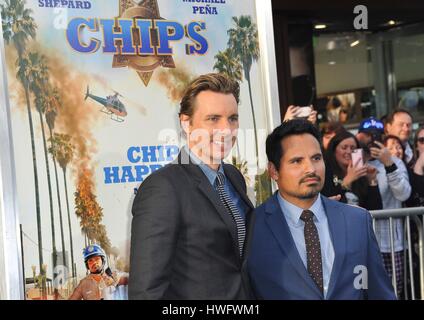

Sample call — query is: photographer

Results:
[321,131,382,210]
[361,118,411,298]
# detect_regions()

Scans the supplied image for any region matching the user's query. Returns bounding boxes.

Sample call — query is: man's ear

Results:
[385,122,391,134]
[180,114,190,136]
[268,162,279,181]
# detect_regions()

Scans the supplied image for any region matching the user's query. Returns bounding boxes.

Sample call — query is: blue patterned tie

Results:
[215,171,246,257]
[300,210,323,294]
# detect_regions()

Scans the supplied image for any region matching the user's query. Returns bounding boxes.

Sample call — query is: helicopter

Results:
[85,86,127,122]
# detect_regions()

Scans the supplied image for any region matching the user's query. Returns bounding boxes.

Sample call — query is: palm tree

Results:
[213,48,242,82]
[74,170,102,240]
[48,132,74,276]
[228,16,269,204]
[24,52,60,281]
[96,224,111,255]
[1,0,42,272]
[46,88,76,279]
[74,167,112,255]
[215,50,246,194]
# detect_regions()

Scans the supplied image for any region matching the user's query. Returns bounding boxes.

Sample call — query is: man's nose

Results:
[303,159,317,173]
[216,119,233,131]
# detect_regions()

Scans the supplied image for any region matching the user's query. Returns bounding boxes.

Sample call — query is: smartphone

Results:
[295,106,312,118]
[369,131,383,149]
[351,148,364,168]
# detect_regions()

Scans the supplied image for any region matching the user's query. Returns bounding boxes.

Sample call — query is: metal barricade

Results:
[370,206,424,300]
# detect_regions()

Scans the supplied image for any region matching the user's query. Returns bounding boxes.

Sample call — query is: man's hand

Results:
[329,194,342,201]
[103,272,119,287]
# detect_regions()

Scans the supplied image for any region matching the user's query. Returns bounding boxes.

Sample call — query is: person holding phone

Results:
[405,126,424,295]
[406,125,424,208]
[356,117,385,149]
[384,135,406,164]
[403,127,424,299]
[321,131,382,210]
[367,130,411,299]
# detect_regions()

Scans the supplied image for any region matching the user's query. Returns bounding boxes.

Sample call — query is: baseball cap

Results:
[358,117,384,133]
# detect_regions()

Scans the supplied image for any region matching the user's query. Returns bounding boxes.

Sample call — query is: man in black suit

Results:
[129,73,255,299]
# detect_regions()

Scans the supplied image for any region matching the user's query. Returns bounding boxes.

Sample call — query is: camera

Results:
[369,131,383,149]
[295,106,312,118]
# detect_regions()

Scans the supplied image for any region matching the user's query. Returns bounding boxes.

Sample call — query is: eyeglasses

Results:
[418,137,424,144]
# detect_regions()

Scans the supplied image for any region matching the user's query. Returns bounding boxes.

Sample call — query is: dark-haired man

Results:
[248,119,395,300]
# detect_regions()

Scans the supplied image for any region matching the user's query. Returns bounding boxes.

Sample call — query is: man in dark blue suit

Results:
[248,119,396,300]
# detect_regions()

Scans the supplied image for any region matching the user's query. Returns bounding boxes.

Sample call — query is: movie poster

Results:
[1,0,272,299]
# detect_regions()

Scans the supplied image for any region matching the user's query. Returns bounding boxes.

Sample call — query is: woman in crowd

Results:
[403,125,424,299]
[320,121,346,150]
[322,130,382,210]
[406,125,424,207]
[384,135,406,164]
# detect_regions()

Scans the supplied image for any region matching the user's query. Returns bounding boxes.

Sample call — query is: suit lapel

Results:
[322,196,347,299]
[223,164,256,261]
[177,150,241,261]
[196,177,239,249]
[265,193,323,297]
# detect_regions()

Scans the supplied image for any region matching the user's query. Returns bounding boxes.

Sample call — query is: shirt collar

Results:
[277,192,325,227]
[184,145,224,186]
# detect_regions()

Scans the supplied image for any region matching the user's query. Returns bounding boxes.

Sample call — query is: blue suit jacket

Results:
[248,193,396,300]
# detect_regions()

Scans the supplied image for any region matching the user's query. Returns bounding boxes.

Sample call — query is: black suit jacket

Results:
[129,149,255,299]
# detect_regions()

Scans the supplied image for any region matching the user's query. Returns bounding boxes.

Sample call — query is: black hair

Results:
[413,125,424,161]
[325,131,368,202]
[266,119,322,170]
[325,131,359,179]
[84,254,105,272]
